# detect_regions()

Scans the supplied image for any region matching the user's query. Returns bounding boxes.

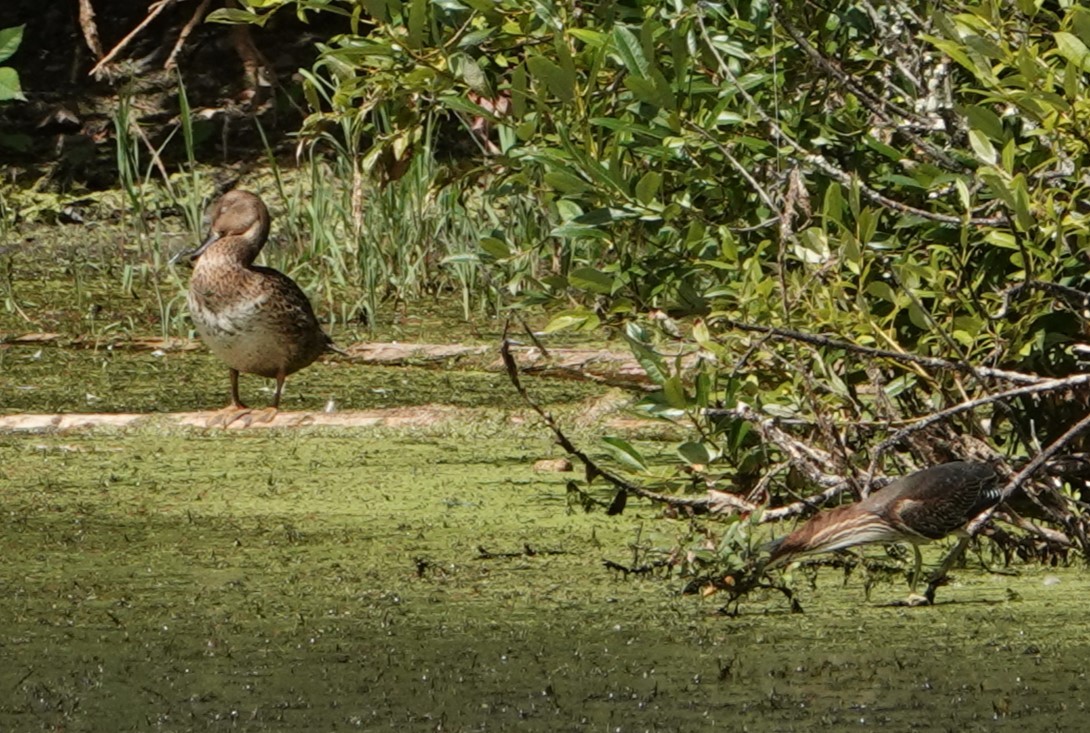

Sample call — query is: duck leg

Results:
[246,371,285,425]
[207,369,254,427]
[229,368,249,409]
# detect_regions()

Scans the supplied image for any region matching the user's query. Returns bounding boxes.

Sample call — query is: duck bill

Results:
[169,231,221,265]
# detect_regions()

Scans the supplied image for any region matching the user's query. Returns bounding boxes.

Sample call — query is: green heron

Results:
[764,461,1002,597]
[173,190,339,424]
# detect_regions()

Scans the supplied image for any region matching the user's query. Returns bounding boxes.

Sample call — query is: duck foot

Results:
[246,407,279,425]
[206,405,255,428]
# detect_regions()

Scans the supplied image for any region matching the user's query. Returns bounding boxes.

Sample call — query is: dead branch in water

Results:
[498,328,1085,567]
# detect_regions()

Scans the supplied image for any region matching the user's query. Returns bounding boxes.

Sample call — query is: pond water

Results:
[0,346,604,415]
[1,427,1086,731]
[2,217,1087,731]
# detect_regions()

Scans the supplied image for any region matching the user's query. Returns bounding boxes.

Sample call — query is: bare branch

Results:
[78,0,104,59]
[716,316,1040,384]
[166,0,213,70]
[694,10,1005,228]
[89,0,178,78]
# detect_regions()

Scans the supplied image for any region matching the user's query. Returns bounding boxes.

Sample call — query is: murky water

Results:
[3,217,1088,730]
[2,428,1087,731]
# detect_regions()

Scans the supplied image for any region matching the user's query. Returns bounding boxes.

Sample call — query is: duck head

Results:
[171,190,271,267]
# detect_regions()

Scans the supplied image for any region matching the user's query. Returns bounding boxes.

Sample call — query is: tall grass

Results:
[262,111,560,327]
[278,146,569,327]
[111,80,205,339]
[106,77,589,340]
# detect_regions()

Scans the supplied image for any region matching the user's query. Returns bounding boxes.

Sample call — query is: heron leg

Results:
[909,545,924,593]
[924,536,971,604]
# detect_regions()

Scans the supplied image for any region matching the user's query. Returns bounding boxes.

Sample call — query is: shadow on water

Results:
[2,428,1089,731]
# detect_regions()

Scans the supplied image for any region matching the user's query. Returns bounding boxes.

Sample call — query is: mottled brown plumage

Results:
[766,461,1001,591]
[174,190,336,417]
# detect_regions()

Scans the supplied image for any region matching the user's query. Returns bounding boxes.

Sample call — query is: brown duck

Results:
[173,190,339,423]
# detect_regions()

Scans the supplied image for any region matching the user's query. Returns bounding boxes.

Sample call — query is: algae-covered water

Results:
[2,426,1088,731]
[3,216,1089,731]
[0,346,603,415]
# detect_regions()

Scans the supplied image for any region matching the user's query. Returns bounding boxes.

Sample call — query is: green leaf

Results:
[677,442,711,467]
[543,170,591,194]
[822,183,843,227]
[441,253,478,265]
[634,171,662,205]
[407,0,427,48]
[359,0,387,21]
[544,309,600,332]
[624,75,663,107]
[0,66,24,101]
[478,237,510,259]
[511,62,527,119]
[963,105,1004,141]
[922,36,979,76]
[569,266,614,294]
[694,369,710,408]
[527,55,575,103]
[1055,32,1090,71]
[979,171,1015,209]
[601,437,648,472]
[862,135,903,162]
[1011,174,1034,231]
[692,319,712,349]
[866,280,899,304]
[624,322,667,385]
[0,25,24,64]
[569,29,607,47]
[968,129,996,164]
[663,375,688,409]
[571,207,636,227]
[458,56,491,95]
[440,93,493,118]
[611,25,649,77]
[206,8,271,26]
[550,222,611,240]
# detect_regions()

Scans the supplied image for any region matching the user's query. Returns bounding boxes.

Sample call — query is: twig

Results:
[685,123,781,217]
[602,558,671,576]
[476,544,566,559]
[990,280,1090,320]
[694,10,1005,228]
[165,0,213,70]
[866,373,1090,486]
[774,8,966,172]
[500,337,667,509]
[78,0,104,59]
[965,411,1090,537]
[715,316,1039,384]
[128,118,173,187]
[758,482,854,522]
[89,0,178,77]
[730,403,840,486]
[1003,514,1073,548]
